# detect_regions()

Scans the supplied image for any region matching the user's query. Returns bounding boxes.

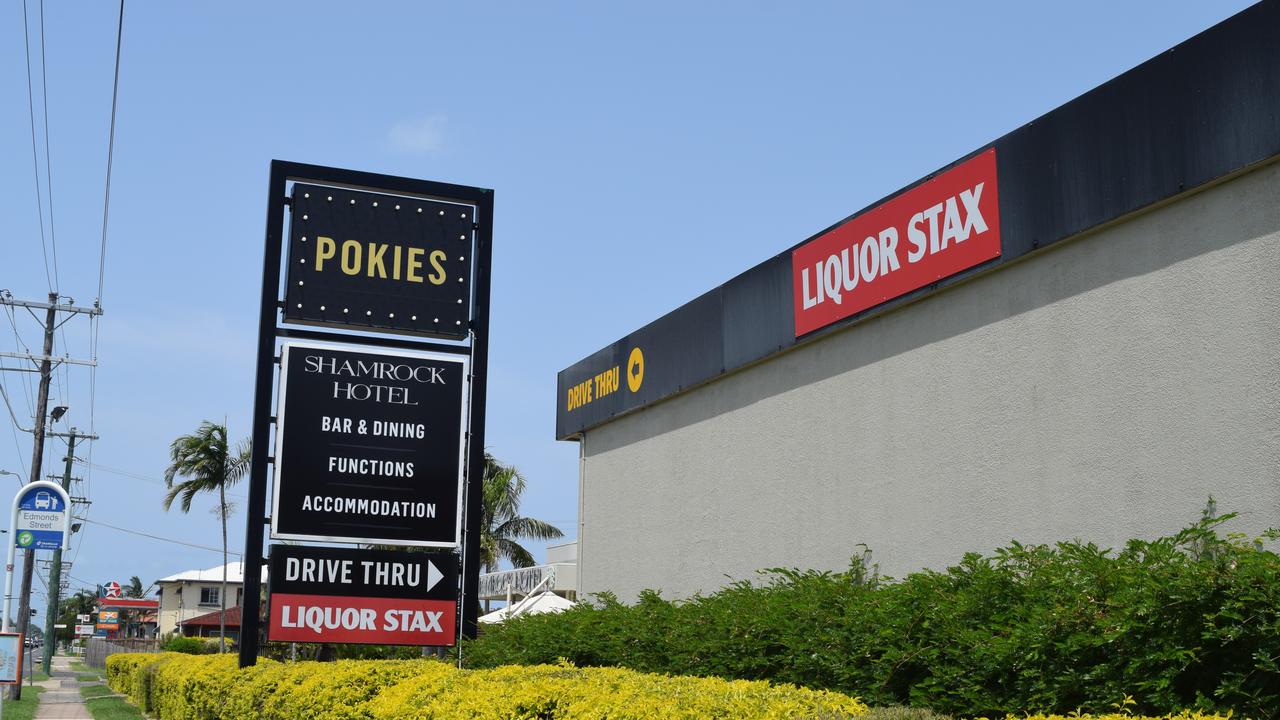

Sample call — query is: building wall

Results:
[579,160,1280,602]
[156,581,244,636]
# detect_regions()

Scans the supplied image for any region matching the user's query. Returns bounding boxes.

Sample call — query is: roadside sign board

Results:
[270,342,469,547]
[97,598,158,610]
[14,482,71,551]
[0,633,21,684]
[75,624,94,636]
[76,614,91,623]
[282,183,475,339]
[267,545,458,646]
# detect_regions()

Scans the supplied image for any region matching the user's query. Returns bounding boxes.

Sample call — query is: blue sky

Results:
[0,1,1255,625]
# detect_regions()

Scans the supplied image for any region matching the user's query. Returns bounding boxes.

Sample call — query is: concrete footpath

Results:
[33,655,93,720]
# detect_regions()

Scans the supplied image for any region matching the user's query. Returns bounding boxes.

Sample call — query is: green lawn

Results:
[81,685,143,720]
[76,673,102,682]
[0,686,45,720]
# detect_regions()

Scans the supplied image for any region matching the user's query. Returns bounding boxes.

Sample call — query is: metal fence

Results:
[84,637,161,669]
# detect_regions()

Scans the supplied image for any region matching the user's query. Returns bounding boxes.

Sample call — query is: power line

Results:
[81,518,240,558]
[74,459,247,499]
[20,0,54,292]
[38,0,61,291]
[97,0,124,304]
[82,0,124,570]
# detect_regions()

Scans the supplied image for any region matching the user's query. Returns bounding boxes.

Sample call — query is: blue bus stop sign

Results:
[15,484,69,551]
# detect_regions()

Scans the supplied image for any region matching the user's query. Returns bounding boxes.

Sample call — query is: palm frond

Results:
[495,516,564,542]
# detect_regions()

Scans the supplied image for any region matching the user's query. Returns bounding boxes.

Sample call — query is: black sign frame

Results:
[239,161,493,668]
[270,341,469,547]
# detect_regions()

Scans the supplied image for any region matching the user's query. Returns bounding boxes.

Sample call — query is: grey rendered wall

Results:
[579,160,1280,602]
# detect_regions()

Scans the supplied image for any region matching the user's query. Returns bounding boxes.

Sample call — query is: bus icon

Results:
[34,492,54,510]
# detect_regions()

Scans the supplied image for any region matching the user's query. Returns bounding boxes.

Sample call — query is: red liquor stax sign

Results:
[267,545,458,646]
[792,149,1000,336]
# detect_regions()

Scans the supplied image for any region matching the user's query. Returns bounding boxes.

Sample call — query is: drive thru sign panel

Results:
[267,545,458,645]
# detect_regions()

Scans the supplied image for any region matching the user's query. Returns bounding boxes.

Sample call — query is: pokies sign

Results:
[267,545,458,646]
[283,183,475,339]
[792,149,1001,336]
[271,342,469,547]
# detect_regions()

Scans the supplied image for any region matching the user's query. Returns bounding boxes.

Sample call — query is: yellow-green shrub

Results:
[106,653,1233,720]
[110,653,867,719]
[106,652,184,710]
[369,663,869,720]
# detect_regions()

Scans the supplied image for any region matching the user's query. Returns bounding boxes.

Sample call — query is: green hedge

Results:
[465,510,1280,719]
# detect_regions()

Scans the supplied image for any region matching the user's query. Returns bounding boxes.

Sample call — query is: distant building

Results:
[479,541,578,604]
[155,562,266,637]
[178,606,243,641]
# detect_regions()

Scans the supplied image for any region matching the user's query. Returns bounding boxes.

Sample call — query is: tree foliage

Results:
[479,452,564,572]
[163,420,250,652]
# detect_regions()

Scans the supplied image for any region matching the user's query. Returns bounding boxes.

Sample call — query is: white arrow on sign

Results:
[426,560,443,592]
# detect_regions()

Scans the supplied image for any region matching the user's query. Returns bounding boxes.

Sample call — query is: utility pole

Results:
[41,430,76,675]
[0,291,101,700]
[12,294,55,701]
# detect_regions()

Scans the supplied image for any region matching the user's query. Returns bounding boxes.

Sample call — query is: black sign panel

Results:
[268,545,458,601]
[271,342,468,546]
[284,183,474,338]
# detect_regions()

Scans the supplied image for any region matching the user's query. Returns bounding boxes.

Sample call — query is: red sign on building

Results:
[792,148,1001,336]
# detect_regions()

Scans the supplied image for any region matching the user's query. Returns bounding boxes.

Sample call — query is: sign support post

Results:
[238,161,493,668]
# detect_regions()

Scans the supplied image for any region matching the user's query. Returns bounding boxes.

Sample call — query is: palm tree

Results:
[123,576,146,598]
[163,421,250,652]
[55,589,98,645]
[480,452,564,572]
